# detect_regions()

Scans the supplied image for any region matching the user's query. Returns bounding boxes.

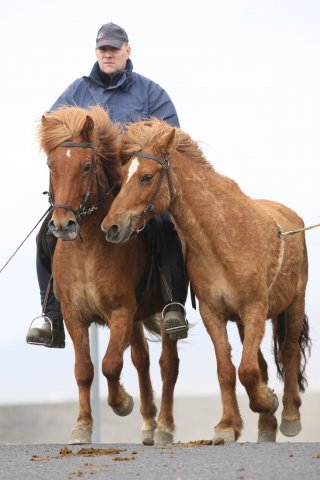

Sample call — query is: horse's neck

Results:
[169,153,259,249]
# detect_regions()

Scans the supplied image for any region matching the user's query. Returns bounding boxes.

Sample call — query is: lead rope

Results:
[268,220,320,292]
[280,222,320,238]
[0,205,53,274]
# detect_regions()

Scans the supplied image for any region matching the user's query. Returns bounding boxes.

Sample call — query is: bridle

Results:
[45,141,118,221]
[129,151,175,233]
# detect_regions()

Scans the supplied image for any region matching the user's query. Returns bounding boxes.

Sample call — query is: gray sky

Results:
[0,0,319,405]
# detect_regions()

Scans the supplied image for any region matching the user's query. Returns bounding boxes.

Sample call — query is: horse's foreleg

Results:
[201,305,243,442]
[102,307,134,416]
[279,295,309,437]
[236,322,278,442]
[130,321,158,445]
[154,321,179,444]
[64,314,94,444]
[238,304,278,415]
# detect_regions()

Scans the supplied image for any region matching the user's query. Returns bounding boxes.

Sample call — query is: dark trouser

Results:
[36,212,188,318]
[36,212,61,321]
[36,253,61,319]
[150,212,188,305]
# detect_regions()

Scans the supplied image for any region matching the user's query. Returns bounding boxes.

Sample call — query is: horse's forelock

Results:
[121,119,173,163]
[120,119,208,167]
[39,105,121,167]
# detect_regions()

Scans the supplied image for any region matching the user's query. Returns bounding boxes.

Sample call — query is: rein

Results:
[47,141,117,221]
[129,151,174,233]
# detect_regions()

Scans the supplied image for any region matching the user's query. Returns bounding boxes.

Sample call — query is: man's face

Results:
[95,44,131,76]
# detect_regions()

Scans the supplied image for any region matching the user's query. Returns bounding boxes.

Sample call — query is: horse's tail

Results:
[273,311,311,392]
[143,313,162,340]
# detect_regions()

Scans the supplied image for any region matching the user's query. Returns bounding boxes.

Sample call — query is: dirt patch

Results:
[113,456,136,462]
[59,447,126,457]
[176,440,213,447]
[30,455,51,462]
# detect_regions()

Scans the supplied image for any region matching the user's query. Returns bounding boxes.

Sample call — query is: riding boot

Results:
[152,212,189,340]
[26,217,65,348]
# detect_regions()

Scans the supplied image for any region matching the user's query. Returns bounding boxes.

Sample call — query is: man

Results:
[26,22,188,348]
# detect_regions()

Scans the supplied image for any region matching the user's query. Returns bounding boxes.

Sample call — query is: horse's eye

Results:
[140,174,153,184]
[82,163,92,174]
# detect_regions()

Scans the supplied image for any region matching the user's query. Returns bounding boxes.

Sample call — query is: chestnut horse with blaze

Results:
[39,107,179,445]
[102,119,311,443]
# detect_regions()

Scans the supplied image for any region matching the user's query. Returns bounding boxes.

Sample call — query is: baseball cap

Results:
[96,22,129,49]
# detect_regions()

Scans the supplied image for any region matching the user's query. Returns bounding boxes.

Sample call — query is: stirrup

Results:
[162,302,189,340]
[26,314,53,346]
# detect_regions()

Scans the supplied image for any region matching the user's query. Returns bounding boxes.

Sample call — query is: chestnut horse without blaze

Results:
[40,107,180,445]
[101,119,311,443]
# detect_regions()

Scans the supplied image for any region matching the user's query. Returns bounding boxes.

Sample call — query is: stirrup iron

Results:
[162,302,189,340]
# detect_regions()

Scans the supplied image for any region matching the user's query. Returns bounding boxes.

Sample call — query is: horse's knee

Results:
[75,360,94,387]
[238,363,260,388]
[102,356,123,381]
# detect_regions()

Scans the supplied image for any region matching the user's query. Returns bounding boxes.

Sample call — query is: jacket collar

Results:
[88,59,134,90]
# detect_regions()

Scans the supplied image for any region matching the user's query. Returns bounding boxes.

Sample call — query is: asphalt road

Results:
[1,442,320,480]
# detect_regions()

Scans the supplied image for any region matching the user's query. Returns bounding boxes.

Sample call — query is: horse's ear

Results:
[41,115,48,125]
[81,115,94,142]
[155,127,177,156]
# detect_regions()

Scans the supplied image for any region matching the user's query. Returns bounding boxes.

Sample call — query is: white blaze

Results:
[66,149,71,158]
[126,157,140,184]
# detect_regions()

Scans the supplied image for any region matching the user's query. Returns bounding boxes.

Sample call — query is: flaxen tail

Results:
[273,311,311,392]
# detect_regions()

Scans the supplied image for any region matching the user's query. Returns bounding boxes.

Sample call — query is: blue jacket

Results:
[50,59,180,127]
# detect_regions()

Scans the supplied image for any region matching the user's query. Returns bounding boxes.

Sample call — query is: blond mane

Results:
[121,118,211,167]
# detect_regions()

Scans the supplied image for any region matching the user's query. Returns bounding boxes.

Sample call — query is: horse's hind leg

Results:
[154,321,179,444]
[277,294,310,437]
[236,322,277,442]
[64,312,94,444]
[130,321,158,445]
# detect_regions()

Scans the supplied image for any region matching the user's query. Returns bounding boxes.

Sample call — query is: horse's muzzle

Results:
[103,222,133,244]
[48,218,80,241]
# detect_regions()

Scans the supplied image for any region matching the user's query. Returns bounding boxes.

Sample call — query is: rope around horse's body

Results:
[268,220,319,292]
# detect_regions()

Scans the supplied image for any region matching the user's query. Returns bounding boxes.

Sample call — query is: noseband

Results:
[129,151,174,233]
[45,141,117,221]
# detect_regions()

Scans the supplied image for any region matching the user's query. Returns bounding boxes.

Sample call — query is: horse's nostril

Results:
[48,219,56,231]
[108,224,119,238]
[66,220,78,229]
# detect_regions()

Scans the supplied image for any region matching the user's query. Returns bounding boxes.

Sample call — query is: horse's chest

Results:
[55,255,105,309]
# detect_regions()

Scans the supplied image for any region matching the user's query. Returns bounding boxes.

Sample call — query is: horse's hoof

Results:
[68,426,92,445]
[141,429,155,446]
[268,394,279,414]
[280,418,302,437]
[111,395,134,416]
[154,430,174,444]
[213,429,236,443]
[257,430,277,442]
